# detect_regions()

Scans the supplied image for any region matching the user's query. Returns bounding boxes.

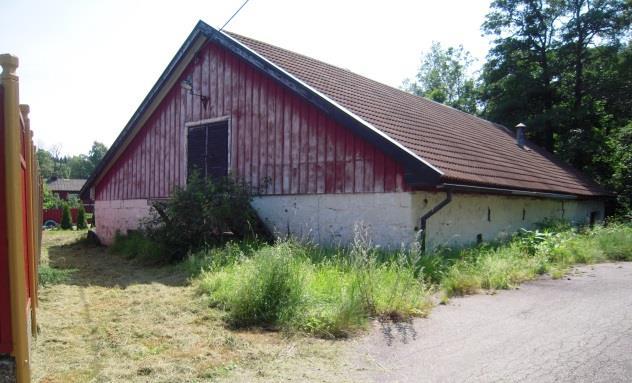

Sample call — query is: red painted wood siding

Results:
[95,42,407,200]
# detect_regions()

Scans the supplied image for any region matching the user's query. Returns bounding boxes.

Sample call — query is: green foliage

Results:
[142,173,267,262]
[198,225,432,338]
[110,231,167,263]
[403,41,479,113]
[440,223,632,298]
[163,220,632,338]
[607,122,632,213]
[60,204,72,230]
[76,205,87,230]
[479,0,632,211]
[38,265,76,286]
[37,141,108,179]
[42,183,63,209]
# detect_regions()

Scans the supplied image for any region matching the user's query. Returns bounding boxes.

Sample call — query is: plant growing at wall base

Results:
[60,203,72,230]
[142,173,270,261]
[76,205,87,229]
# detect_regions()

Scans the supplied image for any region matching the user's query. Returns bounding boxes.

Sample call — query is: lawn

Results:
[32,223,632,382]
[32,230,352,382]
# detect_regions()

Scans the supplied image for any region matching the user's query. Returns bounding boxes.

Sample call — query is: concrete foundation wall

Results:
[415,193,605,250]
[252,193,416,248]
[253,192,605,250]
[95,192,604,250]
[95,199,151,245]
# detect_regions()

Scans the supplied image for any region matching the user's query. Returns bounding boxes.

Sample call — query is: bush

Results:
[142,173,269,261]
[60,204,72,230]
[76,205,87,229]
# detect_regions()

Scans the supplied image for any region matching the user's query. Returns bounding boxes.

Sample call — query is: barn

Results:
[81,21,608,250]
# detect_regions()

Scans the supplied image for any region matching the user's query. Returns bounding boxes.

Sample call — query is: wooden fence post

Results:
[1,53,31,383]
[21,105,37,338]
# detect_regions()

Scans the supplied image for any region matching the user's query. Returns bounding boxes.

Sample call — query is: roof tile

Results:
[229,33,607,197]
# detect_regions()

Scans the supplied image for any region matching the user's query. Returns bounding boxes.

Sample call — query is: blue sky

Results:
[0,0,492,155]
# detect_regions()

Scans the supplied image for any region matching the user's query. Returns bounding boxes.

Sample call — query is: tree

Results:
[42,183,62,209]
[403,42,479,114]
[481,0,564,152]
[76,205,87,230]
[480,0,632,214]
[61,204,72,230]
[561,0,631,118]
[36,141,109,180]
[37,148,55,179]
[67,154,93,178]
[88,141,108,168]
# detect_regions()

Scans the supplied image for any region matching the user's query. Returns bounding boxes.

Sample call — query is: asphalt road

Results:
[353,262,632,383]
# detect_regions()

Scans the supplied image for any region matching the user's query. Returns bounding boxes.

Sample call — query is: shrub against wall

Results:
[141,174,269,261]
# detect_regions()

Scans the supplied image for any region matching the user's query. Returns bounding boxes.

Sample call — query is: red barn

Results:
[81,21,608,249]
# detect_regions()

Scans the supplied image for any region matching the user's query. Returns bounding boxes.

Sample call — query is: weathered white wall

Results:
[95,199,151,245]
[251,193,416,248]
[95,192,604,250]
[415,193,605,250]
[253,192,605,250]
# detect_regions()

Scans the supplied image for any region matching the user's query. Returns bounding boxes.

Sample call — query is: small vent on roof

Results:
[516,122,527,148]
[516,123,527,148]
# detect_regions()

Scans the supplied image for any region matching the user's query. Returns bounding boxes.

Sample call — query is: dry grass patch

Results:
[32,232,351,382]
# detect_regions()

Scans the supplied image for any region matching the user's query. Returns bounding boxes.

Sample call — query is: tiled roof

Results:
[228,33,607,197]
[47,178,86,192]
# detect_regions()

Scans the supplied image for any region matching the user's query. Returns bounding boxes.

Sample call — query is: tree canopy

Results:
[404,0,631,213]
[38,141,109,180]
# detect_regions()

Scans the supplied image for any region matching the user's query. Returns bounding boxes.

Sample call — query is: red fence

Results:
[43,208,78,225]
[1,54,41,383]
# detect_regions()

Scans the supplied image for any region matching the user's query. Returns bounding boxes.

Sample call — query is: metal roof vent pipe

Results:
[516,122,527,148]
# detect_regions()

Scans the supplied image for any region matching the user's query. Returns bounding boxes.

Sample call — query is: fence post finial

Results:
[0,54,19,78]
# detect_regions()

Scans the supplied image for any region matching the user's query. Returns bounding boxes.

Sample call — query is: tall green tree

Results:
[481,0,564,152]
[88,141,108,168]
[480,0,632,213]
[403,42,479,113]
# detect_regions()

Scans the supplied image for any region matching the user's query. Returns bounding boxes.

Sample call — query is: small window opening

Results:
[522,208,526,221]
[487,207,491,222]
[476,234,483,244]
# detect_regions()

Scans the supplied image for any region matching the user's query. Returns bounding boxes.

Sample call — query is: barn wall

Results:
[418,194,605,250]
[251,192,605,249]
[94,41,407,201]
[95,199,151,245]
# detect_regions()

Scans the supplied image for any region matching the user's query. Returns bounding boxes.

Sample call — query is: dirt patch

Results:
[32,231,352,382]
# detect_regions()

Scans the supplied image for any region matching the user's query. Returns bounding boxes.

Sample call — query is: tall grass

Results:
[120,222,631,338]
[441,223,632,297]
[198,225,432,338]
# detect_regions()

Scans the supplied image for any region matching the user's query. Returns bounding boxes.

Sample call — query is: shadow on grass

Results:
[46,236,188,288]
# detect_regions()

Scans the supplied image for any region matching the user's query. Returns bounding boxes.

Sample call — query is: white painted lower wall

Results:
[95,192,605,250]
[252,192,605,250]
[95,199,152,245]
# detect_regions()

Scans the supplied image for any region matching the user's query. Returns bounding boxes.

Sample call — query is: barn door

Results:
[187,121,228,180]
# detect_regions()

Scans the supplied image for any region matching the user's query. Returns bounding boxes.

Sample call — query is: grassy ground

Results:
[32,230,352,383]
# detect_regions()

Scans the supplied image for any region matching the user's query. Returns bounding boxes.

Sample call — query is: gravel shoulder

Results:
[352,262,632,383]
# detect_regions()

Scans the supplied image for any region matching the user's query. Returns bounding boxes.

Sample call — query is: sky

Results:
[0,0,493,156]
